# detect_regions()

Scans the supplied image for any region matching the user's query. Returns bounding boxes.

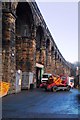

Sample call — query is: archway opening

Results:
[16,2,33,37]
[36,26,44,87]
[51,46,54,59]
[46,39,50,50]
[46,39,50,66]
[16,2,34,70]
[15,2,34,90]
[36,26,44,51]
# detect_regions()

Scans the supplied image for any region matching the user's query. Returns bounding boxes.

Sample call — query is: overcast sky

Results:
[36,1,78,64]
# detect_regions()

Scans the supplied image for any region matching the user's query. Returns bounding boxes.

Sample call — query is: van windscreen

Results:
[70,79,74,82]
[43,75,48,78]
[61,76,66,81]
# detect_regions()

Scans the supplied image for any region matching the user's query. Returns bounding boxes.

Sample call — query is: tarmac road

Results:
[2,88,80,119]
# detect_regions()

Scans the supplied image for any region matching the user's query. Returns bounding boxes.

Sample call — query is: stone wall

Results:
[2,11,16,94]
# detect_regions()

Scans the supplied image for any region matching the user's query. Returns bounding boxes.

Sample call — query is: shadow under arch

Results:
[35,25,44,87]
[15,2,35,90]
[15,2,34,38]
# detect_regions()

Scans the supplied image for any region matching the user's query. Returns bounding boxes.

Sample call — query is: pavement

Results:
[2,88,80,119]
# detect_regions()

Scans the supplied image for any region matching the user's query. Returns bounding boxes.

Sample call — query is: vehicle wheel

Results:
[67,86,71,91]
[52,86,57,92]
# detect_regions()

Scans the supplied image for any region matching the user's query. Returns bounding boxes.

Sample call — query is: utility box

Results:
[22,72,33,90]
[16,70,22,93]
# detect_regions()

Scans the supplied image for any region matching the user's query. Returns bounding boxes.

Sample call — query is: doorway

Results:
[36,67,42,87]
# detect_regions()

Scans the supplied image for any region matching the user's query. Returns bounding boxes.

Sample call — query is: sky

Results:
[36,1,78,64]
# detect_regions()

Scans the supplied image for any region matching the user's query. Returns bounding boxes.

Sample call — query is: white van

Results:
[41,73,52,83]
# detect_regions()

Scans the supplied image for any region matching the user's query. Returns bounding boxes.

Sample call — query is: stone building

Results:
[2,1,71,94]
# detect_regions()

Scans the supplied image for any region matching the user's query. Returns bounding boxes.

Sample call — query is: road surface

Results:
[2,88,80,119]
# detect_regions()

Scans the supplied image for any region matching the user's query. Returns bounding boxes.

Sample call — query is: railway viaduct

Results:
[2,1,71,94]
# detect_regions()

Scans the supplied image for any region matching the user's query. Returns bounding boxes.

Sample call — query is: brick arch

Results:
[15,2,34,37]
[46,39,50,50]
[60,58,62,62]
[55,50,57,59]
[15,2,35,71]
[36,26,44,50]
[45,38,51,70]
[58,54,60,60]
[11,1,34,15]
[36,26,45,64]
[51,46,54,59]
